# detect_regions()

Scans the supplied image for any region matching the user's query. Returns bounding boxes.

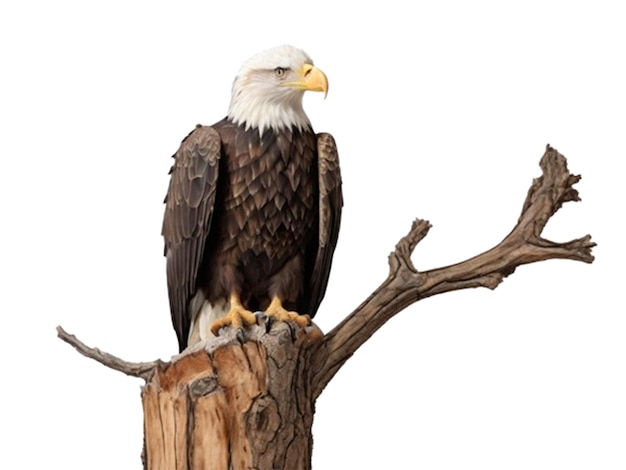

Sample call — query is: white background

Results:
[1,1,624,469]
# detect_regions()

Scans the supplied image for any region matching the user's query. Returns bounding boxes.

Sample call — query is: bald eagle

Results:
[162,45,343,352]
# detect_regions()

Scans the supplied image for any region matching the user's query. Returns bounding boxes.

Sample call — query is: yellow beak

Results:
[285,63,329,98]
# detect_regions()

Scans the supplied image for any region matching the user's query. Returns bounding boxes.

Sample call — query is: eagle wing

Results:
[305,132,343,317]
[162,125,222,351]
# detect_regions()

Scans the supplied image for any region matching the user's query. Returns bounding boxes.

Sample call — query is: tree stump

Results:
[141,324,322,470]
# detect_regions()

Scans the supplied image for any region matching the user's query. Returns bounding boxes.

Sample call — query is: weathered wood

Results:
[58,145,594,470]
[309,145,594,397]
[141,323,322,470]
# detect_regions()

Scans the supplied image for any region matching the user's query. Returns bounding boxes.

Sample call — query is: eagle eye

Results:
[274,67,286,77]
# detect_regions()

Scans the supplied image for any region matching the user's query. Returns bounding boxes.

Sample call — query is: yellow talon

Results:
[265,296,311,327]
[210,293,257,335]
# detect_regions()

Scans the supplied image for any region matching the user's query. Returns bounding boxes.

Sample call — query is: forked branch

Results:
[310,145,595,398]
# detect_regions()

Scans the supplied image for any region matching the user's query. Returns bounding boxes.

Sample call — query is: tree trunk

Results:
[141,324,322,470]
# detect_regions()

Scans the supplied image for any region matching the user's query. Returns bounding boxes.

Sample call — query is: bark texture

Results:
[140,324,321,470]
[58,145,594,470]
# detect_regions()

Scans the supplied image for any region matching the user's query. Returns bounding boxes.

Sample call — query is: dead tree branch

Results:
[310,145,595,398]
[56,325,162,381]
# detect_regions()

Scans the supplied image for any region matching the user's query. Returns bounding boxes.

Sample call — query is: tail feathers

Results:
[187,296,229,348]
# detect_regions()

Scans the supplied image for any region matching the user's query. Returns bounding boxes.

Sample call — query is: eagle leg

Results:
[210,293,258,336]
[264,296,311,328]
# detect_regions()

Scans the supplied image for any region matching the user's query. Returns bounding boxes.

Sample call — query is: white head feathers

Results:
[227,45,324,134]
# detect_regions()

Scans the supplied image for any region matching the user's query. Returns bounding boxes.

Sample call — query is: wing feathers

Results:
[162,126,222,351]
[305,132,343,316]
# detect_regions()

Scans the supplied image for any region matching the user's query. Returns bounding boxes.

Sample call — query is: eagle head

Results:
[227,45,329,135]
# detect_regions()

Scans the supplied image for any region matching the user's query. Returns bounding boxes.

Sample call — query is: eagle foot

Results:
[264,296,311,339]
[265,310,311,329]
[210,301,258,336]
